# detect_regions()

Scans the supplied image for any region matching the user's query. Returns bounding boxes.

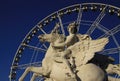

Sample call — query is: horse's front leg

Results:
[19,67,44,81]
[30,73,39,81]
[30,73,54,81]
[19,67,32,81]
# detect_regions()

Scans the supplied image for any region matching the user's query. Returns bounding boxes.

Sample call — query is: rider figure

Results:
[52,22,79,78]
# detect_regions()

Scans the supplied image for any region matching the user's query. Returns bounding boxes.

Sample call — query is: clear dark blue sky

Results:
[0,0,120,81]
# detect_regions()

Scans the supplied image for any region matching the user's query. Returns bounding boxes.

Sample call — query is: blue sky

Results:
[0,0,120,81]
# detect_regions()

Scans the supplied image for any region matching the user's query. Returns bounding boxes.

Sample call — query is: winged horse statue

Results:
[19,23,120,81]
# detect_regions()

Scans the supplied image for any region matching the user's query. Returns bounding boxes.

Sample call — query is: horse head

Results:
[38,32,65,43]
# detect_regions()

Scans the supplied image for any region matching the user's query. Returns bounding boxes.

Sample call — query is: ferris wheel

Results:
[9,3,120,81]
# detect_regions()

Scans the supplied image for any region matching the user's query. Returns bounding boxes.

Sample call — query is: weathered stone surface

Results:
[19,22,120,81]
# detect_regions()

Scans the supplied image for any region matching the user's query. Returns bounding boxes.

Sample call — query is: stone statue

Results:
[19,22,120,81]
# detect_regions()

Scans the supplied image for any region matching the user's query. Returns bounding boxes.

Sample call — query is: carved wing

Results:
[69,37,109,66]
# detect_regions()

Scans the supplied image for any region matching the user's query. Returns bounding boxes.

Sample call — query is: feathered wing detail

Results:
[69,37,109,66]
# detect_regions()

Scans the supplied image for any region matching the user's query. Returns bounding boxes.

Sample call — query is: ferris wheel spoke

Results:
[22,44,47,52]
[97,24,109,33]
[81,20,93,23]
[97,47,120,55]
[98,24,120,38]
[12,61,42,70]
[80,23,91,26]
[86,6,107,35]
[76,4,83,30]
[42,43,48,49]
[77,20,93,26]
[111,35,120,47]
[62,20,93,26]
[38,27,47,34]
[35,76,44,81]
[57,12,65,36]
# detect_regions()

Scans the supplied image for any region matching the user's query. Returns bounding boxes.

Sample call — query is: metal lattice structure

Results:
[9,3,120,81]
